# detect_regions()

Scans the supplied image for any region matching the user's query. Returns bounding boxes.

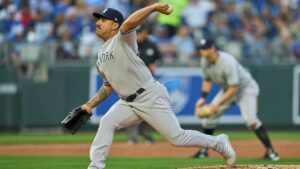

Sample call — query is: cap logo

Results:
[114,18,118,21]
[103,8,108,13]
[200,39,206,45]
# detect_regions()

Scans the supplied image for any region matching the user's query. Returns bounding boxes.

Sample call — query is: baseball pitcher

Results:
[63,3,238,169]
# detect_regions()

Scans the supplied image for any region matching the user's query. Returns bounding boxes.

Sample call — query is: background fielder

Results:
[193,39,279,161]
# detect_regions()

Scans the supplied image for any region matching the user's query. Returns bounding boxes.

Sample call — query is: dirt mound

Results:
[178,165,300,169]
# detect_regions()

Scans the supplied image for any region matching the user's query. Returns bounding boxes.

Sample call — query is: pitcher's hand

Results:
[153,3,173,15]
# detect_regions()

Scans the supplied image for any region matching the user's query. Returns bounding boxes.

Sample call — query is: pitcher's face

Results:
[95,18,117,39]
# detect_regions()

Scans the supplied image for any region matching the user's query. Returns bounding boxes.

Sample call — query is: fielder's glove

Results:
[195,105,215,118]
[61,107,91,135]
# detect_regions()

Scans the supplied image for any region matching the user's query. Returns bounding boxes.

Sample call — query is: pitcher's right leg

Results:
[88,100,141,169]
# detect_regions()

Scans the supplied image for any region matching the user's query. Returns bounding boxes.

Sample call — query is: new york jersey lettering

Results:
[98,50,115,64]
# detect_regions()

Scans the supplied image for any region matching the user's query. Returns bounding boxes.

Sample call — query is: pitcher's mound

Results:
[178,165,300,169]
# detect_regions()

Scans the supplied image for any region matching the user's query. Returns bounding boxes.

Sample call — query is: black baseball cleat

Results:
[192,148,208,159]
[263,150,280,161]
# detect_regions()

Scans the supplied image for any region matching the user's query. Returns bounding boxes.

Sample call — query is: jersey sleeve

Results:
[225,60,239,86]
[119,28,138,54]
[200,59,211,81]
[96,64,111,86]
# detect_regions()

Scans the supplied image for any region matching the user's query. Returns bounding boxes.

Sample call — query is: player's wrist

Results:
[198,97,206,103]
[201,91,208,99]
[196,97,205,107]
[82,104,92,114]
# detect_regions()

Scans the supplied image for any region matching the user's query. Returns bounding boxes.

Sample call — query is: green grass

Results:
[0,131,299,169]
[0,156,299,169]
[0,130,299,145]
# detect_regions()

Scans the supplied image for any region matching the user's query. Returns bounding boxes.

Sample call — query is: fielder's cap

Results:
[197,39,215,50]
[93,8,124,25]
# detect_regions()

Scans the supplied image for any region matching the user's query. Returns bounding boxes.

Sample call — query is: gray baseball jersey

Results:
[200,51,262,129]
[201,51,253,93]
[88,30,232,169]
[95,30,153,99]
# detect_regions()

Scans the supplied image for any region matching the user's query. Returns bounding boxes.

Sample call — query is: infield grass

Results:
[0,156,299,169]
[0,130,299,145]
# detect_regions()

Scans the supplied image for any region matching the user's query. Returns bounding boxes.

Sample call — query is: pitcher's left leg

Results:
[134,92,236,165]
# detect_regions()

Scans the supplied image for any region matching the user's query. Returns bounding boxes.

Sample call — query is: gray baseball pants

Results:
[88,80,226,169]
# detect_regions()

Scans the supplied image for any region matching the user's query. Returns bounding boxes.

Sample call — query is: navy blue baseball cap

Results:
[93,8,124,25]
[197,39,215,49]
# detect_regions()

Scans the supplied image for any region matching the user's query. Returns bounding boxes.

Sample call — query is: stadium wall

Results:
[0,65,299,131]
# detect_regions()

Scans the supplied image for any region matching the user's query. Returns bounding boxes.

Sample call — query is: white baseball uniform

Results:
[200,51,262,129]
[88,30,228,169]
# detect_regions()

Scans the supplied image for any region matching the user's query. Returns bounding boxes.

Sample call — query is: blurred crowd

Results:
[1,0,300,78]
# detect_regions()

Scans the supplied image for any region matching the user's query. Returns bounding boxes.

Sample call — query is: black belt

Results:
[125,88,145,102]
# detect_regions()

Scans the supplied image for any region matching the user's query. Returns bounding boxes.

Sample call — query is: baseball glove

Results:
[195,105,215,118]
[61,107,91,135]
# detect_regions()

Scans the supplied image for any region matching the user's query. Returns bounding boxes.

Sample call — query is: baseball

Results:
[166,4,173,13]
[195,105,213,118]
